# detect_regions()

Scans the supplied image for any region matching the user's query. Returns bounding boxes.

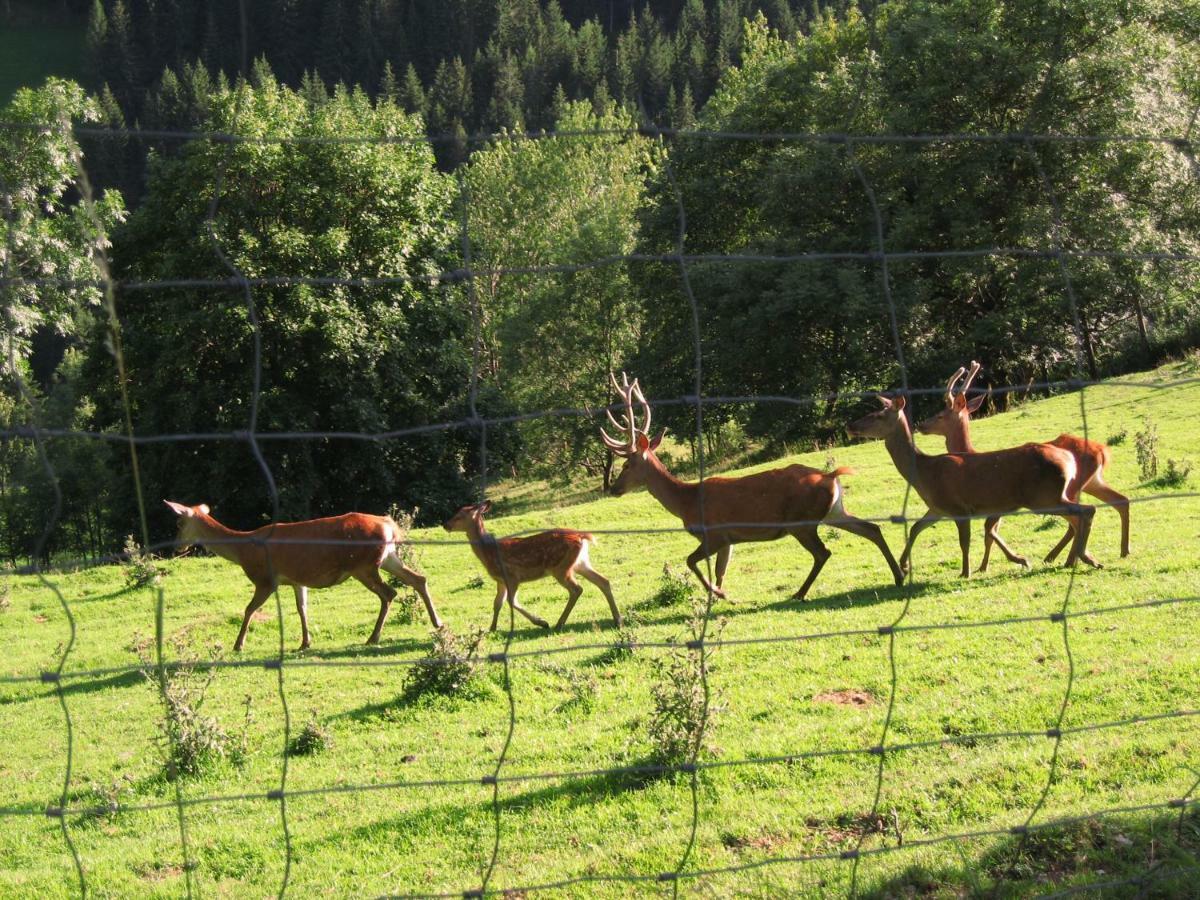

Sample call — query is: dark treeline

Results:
[3,1,1199,567]
[82,0,842,175]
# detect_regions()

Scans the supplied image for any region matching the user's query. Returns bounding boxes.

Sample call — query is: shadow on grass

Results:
[860,808,1200,899]
[0,667,146,706]
[303,636,431,661]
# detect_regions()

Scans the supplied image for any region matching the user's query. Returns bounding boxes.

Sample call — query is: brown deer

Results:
[164,501,442,651]
[846,394,1098,576]
[442,500,621,631]
[599,373,904,601]
[916,362,1129,568]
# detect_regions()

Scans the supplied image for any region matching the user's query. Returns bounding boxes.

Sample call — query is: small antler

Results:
[944,366,967,407]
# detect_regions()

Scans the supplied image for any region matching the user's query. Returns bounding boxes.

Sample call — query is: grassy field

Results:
[1,360,1198,897]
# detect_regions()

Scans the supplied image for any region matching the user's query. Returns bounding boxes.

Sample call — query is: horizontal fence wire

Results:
[3,19,1199,897]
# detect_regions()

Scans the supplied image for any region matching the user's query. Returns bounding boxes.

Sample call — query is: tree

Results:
[92,73,480,543]
[465,101,658,482]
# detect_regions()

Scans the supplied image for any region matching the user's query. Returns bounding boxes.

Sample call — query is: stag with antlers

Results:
[916,362,1129,569]
[847,393,1098,577]
[599,373,904,601]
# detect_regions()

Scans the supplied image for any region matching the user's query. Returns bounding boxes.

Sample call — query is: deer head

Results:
[164,499,211,549]
[847,393,909,440]
[599,372,665,496]
[915,361,986,437]
[442,500,493,533]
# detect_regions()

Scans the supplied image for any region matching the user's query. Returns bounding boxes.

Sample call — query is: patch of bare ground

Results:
[813,688,874,707]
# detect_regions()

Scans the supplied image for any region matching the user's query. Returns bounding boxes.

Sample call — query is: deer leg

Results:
[1085,481,1130,558]
[506,584,550,629]
[898,511,940,574]
[790,526,831,601]
[1062,503,1099,569]
[354,571,397,645]
[293,585,311,651]
[577,562,621,627]
[489,582,506,632]
[714,545,733,590]
[552,572,585,630]
[1044,521,1075,564]
[979,517,1028,572]
[828,515,903,586]
[955,518,971,578]
[233,583,273,652]
[686,540,728,600]
[380,553,443,628]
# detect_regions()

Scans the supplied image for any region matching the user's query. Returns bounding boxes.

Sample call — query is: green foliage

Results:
[401,625,487,701]
[1153,457,1192,488]
[0,78,125,372]
[1106,426,1128,446]
[1135,419,1159,480]
[650,563,697,608]
[540,661,599,713]
[120,533,164,589]
[288,709,333,757]
[134,632,231,780]
[91,73,478,540]
[466,100,657,478]
[637,2,1200,446]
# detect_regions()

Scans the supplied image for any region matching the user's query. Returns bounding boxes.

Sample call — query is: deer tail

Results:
[825,466,856,479]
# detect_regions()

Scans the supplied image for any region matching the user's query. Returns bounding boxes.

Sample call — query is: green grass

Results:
[2,360,1199,897]
[0,24,85,104]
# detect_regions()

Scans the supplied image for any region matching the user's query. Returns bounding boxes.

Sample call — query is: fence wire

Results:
[1,21,1199,900]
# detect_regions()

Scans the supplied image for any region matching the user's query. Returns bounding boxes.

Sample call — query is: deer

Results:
[163,501,442,651]
[916,362,1129,569]
[442,500,621,631]
[599,373,904,601]
[846,393,1098,577]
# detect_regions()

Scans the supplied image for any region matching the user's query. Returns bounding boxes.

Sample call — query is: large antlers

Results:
[599,372,652,457]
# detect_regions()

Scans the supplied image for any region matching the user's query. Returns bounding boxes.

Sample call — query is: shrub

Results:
[401,626,487,701]
[0,563,11,614]
[133,633,229,779]
[1153,458,1192,488]
[1106,426,1128,446]
[650,564,696,607]
[288,710,332,757]
[646,601,726,770]
[1135,420,1159,480]
[122,534,165,589]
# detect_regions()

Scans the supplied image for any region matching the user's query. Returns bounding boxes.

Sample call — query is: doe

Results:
[164,500,442,651]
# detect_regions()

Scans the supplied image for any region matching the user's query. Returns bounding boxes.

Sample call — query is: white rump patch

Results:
[823,478,847,522]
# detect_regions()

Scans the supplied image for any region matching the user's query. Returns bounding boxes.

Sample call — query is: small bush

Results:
[650,564,696,607]
[1153,458,1192,488]
[646,601,726,770]
[1135,420,1159,480]
[401,626,487,701]
[122,535,166,589]
[288,710,332,756]
[1106,426,1128,446]
[134,633,229,779]
[385,504,423,623]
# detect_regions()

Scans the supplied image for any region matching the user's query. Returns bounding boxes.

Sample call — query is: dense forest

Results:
[2,0,1199,565]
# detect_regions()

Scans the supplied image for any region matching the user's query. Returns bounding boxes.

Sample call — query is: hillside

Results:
[1,359,1198,896]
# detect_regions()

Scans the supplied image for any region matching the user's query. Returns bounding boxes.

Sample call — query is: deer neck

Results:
[462,519,499,569]
[642,453,700,523]
[883,416,929,490]
[191,513,254,566]
[944,416,976,454]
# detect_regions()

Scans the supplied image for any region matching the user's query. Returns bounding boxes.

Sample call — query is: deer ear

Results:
[893,394,907,411]
[197,504,210,515]
[966,393,985,414]
[164,500,191,517]
[635,431,651,452]
[477,499,493,515]
[647,429,666,452]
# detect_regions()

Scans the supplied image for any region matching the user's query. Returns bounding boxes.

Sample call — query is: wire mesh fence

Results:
[2,4,1200,897]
